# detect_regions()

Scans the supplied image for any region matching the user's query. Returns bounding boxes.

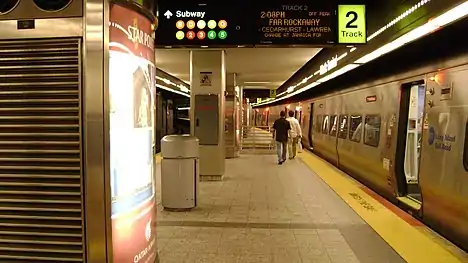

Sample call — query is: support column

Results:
[225,73,240,158]
[190,50,226,181]
[235,85,242,155]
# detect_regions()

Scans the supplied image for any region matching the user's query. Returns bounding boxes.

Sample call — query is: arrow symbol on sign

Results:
[164,10,173,19]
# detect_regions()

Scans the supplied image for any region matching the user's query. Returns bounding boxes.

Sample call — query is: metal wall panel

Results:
[194,94,219,145]
[0,38,84,261]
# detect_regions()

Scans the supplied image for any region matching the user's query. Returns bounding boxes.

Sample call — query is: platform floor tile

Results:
[155,154,405,263]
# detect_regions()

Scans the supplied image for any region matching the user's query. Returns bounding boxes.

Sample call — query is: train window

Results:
[315,115,322,133]
[464,121,468,171]
[330,115,338,136]
[322,115,330,134]
[338,115,349,139]
[349,115,363,142]
[364,115,382,147]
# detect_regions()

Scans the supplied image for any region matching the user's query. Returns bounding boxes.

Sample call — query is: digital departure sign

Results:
[255,4,337,45]
[155,3,252,47]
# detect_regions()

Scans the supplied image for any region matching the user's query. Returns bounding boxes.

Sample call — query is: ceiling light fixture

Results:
[156,76,191,95]
[156,84,190,98]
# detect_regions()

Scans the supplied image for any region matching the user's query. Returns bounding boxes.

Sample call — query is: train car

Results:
[154,88,190,152]
[256,27,468,252]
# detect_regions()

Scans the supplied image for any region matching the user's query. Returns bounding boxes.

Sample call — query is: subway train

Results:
[255,30,468,252]
[155,88,190,152]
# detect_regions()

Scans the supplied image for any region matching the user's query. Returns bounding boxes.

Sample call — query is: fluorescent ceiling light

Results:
[156,84,190,98]
[316,64,360,83]
[156,75,190,92]
[180,86,190,93]
[254,64,359,106]
[244,86,269,89]
[252,0,468,107]
[356,0,468,64]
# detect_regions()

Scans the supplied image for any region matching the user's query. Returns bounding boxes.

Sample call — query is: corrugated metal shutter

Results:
[0,39,84,262]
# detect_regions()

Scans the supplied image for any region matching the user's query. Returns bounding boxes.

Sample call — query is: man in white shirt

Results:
[286,110,302,159]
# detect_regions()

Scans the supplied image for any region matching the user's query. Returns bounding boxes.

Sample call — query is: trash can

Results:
[160,135,199,211]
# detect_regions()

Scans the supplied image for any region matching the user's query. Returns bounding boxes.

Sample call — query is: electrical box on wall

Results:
[194,94,219,145]
[0,0,83,20]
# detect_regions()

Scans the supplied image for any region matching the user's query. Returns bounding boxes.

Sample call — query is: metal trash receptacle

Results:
[160,135,199,210]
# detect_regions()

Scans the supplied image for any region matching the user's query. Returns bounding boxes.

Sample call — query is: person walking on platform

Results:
[286,110,302,159]
[272,110,291,165]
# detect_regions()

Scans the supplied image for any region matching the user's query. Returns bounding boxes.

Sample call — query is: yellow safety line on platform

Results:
[299,151,462,263]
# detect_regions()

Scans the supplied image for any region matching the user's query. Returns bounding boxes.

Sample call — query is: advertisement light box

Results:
[109,3,157,262]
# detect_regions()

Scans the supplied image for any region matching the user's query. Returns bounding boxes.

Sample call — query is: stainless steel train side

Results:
[257,54,468,251]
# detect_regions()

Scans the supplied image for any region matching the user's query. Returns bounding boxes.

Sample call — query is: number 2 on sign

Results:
[346,11,358,28]
[186,31,195,40]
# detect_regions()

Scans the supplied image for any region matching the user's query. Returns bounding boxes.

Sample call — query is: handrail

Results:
[240,125,275,154]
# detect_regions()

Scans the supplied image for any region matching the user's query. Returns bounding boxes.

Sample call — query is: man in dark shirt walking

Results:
[272,110,291,165]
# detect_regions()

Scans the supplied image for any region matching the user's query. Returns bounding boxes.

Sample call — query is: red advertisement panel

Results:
[109,3,157,263]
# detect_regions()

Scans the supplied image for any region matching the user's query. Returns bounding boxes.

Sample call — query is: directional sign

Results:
[155,2,252,47]
[270,89,276,98]
[164,10,173,19]
[338,5,367,44]
[156,3,368,47]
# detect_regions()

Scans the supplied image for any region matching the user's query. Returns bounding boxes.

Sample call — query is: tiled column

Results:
[190,50,226,180]
[225,73,240,158]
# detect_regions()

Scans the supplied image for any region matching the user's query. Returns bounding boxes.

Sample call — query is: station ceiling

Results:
[155,48,321,90]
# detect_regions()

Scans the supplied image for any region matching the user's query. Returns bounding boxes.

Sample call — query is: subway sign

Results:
[155,2,367,47]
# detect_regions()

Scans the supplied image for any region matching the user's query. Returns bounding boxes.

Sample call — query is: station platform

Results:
[154,151,468,263]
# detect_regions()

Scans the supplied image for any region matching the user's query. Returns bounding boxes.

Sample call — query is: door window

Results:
[338,115,348,139]
[330,115,338,136]
[315,115,322,133]
[349,115,363,142]
[322,115,330,134]
[364,115,381,147]
[464,121,468,171]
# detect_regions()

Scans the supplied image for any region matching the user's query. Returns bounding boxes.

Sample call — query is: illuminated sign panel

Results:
[156,3,367,47]
[255,4,337,45]
[338,5,367,44]
[270,89,276,98]
[155,3,251,47]
[109,3,157,262]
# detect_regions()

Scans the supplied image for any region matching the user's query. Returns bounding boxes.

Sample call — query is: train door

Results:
[155,93,164,152]
[162,100,168,135]
[295,107,303,124]
[308,103,314,148]
[167,99,174,134]
[395,81,426,204]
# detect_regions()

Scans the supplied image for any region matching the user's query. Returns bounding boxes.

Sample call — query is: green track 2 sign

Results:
[338,5,366,44]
